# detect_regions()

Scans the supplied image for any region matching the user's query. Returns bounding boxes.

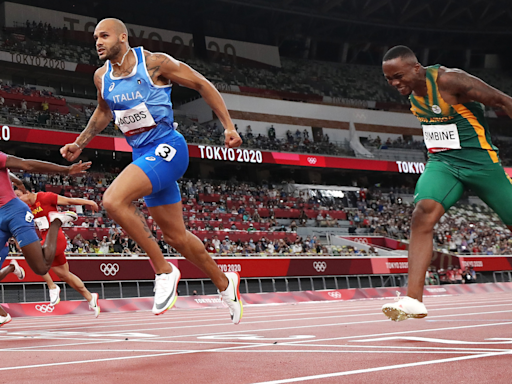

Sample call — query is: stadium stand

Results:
[8,172,510,261]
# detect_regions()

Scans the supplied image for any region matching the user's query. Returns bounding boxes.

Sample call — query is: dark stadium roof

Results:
[7,0,512,56]
[11,0,512,35]
[215,0,512,34]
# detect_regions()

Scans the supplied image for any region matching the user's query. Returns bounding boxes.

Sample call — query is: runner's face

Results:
[94,26,122,61]
[382,58,419,96]
[16,192,29,204]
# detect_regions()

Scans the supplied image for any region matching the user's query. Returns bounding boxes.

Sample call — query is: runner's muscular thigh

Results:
[103,164,153,204]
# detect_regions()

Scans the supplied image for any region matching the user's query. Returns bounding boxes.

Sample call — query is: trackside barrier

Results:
[0,274,409,304]
[493,271,512,283]
[5,282,512,318]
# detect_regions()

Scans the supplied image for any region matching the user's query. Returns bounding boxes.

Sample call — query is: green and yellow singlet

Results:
[410,64,499,166]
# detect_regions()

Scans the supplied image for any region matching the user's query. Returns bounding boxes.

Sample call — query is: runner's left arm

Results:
[439,69,512,119]
[5,156,91,175]
[145,52,242,148]
[56,195,99,212]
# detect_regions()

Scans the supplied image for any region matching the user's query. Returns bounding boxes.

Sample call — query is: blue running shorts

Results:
[131,130,189,207]
[0,198,40,256]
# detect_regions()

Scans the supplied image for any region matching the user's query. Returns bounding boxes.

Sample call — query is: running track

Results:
[1,292,512,383]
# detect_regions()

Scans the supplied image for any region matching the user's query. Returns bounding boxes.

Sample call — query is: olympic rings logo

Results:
[100,263,120,276]
[313,261,327,272]
[328,291,342,299]
[307,157,318,164]
[35,304,54,313]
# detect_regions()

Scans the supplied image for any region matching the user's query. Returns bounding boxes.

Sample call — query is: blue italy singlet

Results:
[101,46,175,148]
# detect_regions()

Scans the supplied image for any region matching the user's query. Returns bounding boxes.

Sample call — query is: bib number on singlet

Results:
[34,216,49,230]
[114,102,157,136]
[155,144,177,162]
[422,124,461,150]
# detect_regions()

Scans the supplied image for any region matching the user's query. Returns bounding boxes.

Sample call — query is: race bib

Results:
[34,216,49,230]
[422,124,461,151]
[25,211,34,223]
[155,144,177,162]
[114,102,156,136]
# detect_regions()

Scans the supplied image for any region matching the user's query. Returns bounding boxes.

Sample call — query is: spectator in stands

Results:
[21,99,27,111]
[252,209,261,223]
[220,240,230,254]
[268,125,276,140]
[99,237,111,254]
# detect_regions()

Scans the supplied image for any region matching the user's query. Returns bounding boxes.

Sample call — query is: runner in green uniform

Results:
[380,45,512,321]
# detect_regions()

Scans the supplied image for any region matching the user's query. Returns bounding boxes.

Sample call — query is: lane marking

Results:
[7,331,157,338]
[197,335,315,341]
[352,336,512,345]
[249,352,512,383]
[0,349,488,355]
[0,342,272,371]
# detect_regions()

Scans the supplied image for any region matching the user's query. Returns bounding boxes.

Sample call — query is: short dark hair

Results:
[383,45,417,62]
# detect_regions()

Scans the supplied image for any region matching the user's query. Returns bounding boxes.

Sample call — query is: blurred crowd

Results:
[6,173,512,260]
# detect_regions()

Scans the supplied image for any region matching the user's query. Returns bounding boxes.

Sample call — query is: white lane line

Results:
[0,349,488,355]
[0,342,271,371]
[278,320,512,347]
[249,352,512,384]
[0,337,267,352]
[353,336,512,345]
[281,343,512,353]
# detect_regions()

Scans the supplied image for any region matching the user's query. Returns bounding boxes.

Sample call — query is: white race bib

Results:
[114,102,156,136]
[422,124,461,150]
[155,144,177,162]
[34,216,49,230]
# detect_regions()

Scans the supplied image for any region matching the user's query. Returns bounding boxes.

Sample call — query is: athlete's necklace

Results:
[112,48,131,67]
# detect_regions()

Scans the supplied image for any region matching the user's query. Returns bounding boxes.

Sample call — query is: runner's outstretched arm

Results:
[56,196,99,212]
[61,68,113,162]
[5,156,91,175]
[144,52,242,149]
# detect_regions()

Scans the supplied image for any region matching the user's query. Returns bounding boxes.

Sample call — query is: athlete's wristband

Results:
[72,142,82,150]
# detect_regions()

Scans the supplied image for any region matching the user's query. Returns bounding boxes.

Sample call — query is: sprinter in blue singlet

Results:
[61,18,244,324]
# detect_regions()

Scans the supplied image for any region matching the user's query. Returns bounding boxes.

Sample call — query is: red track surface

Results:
[1,292,512,383]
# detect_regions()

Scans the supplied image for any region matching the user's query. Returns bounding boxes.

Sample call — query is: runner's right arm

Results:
[57,195,99,212]
[60,67,113,162]
[5,155,91,175]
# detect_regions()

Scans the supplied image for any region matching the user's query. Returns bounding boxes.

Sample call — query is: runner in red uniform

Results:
[17,190,101,317]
